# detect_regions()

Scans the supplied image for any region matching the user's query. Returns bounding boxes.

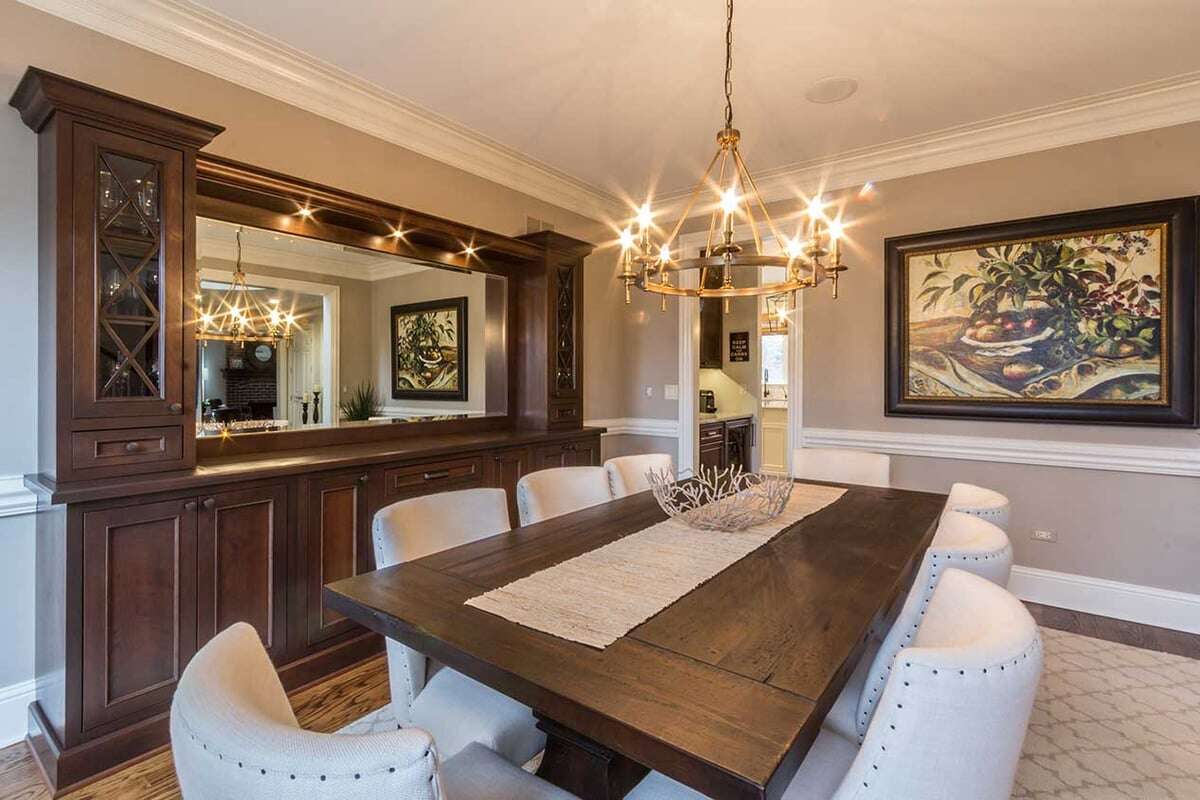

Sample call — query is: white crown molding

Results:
[663,70,1200,207]
[1008,566,1200,635]
[801,427,1200,478]
[586,417,680,438]
[17,0,624,222]
[0,476,37,518]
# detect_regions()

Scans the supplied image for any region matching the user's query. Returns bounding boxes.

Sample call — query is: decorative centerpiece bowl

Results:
[646,465,794,532]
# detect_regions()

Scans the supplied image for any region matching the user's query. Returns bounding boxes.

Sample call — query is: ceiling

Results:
[184,0,1200,202]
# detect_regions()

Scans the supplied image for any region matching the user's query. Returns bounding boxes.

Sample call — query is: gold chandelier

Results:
[618,0,849,309]
[195,227,295,344]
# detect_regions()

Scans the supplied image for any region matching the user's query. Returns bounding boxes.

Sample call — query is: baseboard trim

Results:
[585,418,680,438]
[0,678,36,748]
[802,427,1200,478]
[1009,565,1200,635]
[0,475,36,518]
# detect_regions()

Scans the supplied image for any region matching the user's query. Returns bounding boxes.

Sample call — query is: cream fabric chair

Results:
[171,622,574,800]
[627,568,1042,800]
[605,453,674,497]
[516,466,613,525]
[372,488,545,766]
[823,510,1013,742]
[946,481,1011,531]
[792,447,891,488]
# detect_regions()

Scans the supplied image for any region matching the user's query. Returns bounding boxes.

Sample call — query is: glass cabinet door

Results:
[73,125,183,419]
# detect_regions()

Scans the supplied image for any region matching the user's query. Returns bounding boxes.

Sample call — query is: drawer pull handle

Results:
[423,470,450,481]
[124,441,140,453]
[358,474,369,485]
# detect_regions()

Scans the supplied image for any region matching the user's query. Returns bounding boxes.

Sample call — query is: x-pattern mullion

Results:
[99,318,161,396]
[99,153,161,241]
[98,235,161,318]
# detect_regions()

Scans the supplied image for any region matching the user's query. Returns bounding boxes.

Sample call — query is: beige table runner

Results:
[465,483,847,648]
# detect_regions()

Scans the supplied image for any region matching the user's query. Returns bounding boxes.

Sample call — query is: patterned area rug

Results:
[341,627,1200,798]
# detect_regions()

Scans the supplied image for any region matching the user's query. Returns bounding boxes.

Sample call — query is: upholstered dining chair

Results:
[516,465,613,525]
[372,488,545,766]
[945,481,1012,531]
[823,510,1013,742]
[605,453,674,497]
[792,447,891,488]
[626,568,1042,800]
[170,622,573,800]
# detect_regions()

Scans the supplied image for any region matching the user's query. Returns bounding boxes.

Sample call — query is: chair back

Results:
[835,569,1041,800]
[171,622,438,800]
[604,453,674,497]
[516,466,612,525]
[946,481,1012,531]
[371,487,511,723]
[856,511,1012,738]
[792,447,890,488]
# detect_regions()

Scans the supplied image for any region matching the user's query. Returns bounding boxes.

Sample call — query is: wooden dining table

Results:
[324,481,947,800]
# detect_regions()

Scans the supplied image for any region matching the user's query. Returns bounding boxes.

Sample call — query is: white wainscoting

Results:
[1009,566,1200,635]
[586,418,680,438]
[0,476,36,518]
[0,678,36,748]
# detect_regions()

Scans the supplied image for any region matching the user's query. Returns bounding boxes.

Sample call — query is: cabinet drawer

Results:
[71,426,183,471]
[548,401,581,425]
[700,424,724,443]
[382,456,483,499]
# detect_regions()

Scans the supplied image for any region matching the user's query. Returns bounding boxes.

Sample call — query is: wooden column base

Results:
[535,715,649,800]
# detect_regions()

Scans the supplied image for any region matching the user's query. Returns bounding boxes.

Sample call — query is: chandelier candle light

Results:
[195,227,296,344]
[618,0,850,311]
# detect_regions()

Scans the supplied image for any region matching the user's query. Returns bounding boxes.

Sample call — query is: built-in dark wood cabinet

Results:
[196,484,288,663]
[698,416,755,473]
[13,68,601,794]
[699,421,726,470]
[302,470,372,650]
[699,270,724,369]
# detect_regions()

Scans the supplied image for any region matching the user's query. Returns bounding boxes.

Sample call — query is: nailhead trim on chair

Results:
[856,541,1014,742]
[857,634,1042,790]
[177,715,437,783]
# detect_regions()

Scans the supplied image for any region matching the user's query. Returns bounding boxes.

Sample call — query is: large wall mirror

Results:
[194,217,509,438]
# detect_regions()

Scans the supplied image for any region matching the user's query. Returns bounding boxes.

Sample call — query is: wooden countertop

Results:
[27,426,606,506]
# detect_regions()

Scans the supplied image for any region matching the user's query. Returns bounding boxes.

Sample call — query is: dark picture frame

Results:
[390,296,468,401]
[885,197,1197,426]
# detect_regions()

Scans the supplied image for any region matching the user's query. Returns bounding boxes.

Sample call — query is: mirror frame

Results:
[193,154,534,457]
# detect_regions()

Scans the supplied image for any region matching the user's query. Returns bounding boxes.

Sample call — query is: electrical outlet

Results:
[1032,529,1057,543]
[644,384,654,398]
[664,384,679,400]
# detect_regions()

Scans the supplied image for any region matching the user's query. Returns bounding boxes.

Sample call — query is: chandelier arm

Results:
[704,148,731,258]
[732,150,764,257]
[733,147,788,251]
[661,146,723,250]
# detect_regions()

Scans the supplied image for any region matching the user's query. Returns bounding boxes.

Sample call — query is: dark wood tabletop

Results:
[324,482,947,800]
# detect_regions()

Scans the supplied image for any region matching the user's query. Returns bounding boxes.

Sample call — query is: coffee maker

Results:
[699,389,717,413]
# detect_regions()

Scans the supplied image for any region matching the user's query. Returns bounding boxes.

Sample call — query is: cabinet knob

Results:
[358,474,369,485]
[202,497,215,510]
[184,500,197,512]
[169,402,183,414]
[124,441,140,453]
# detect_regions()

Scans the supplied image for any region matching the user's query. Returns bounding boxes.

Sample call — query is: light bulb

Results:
[463,245,477,256]
[636,202,653,231]
[618,227,635,250]
[807,195,825,219]
[786,237,805,259]
[720,188,740,215]
[297,207,313,218]
[659,244,671,263]
[827,219,845,241]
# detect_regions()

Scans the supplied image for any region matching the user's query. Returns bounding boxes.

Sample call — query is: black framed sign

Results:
[390,296,468,401]
[885,197,1197,426]
[729,331,750,362]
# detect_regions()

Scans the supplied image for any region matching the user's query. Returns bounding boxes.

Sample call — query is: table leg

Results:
[534,714,649,800]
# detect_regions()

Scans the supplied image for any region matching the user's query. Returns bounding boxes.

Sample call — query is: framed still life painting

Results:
[885,197,1197,426]
[390,296,468,401]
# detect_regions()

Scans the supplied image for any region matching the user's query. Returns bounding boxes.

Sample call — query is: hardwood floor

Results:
[0,655,389,800]
[0,605,1196,800]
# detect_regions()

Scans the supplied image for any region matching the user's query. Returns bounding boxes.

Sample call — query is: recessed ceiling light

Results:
[805,77,859,104]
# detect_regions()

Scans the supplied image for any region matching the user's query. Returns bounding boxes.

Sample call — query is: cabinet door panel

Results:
[72,124,184,420]
[305,471,370,647]
[82,498,196,732]
[486,447,531,526]
[197,484,287,662]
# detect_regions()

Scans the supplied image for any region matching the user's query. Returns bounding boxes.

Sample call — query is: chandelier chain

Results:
[724,0,734,129]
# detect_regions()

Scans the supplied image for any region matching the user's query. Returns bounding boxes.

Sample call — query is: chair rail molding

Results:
[801,427,1200,478]
[1009,566,1200,635]
[15,0,623,221]
[585,418,680,438]
[0,475,37,518]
